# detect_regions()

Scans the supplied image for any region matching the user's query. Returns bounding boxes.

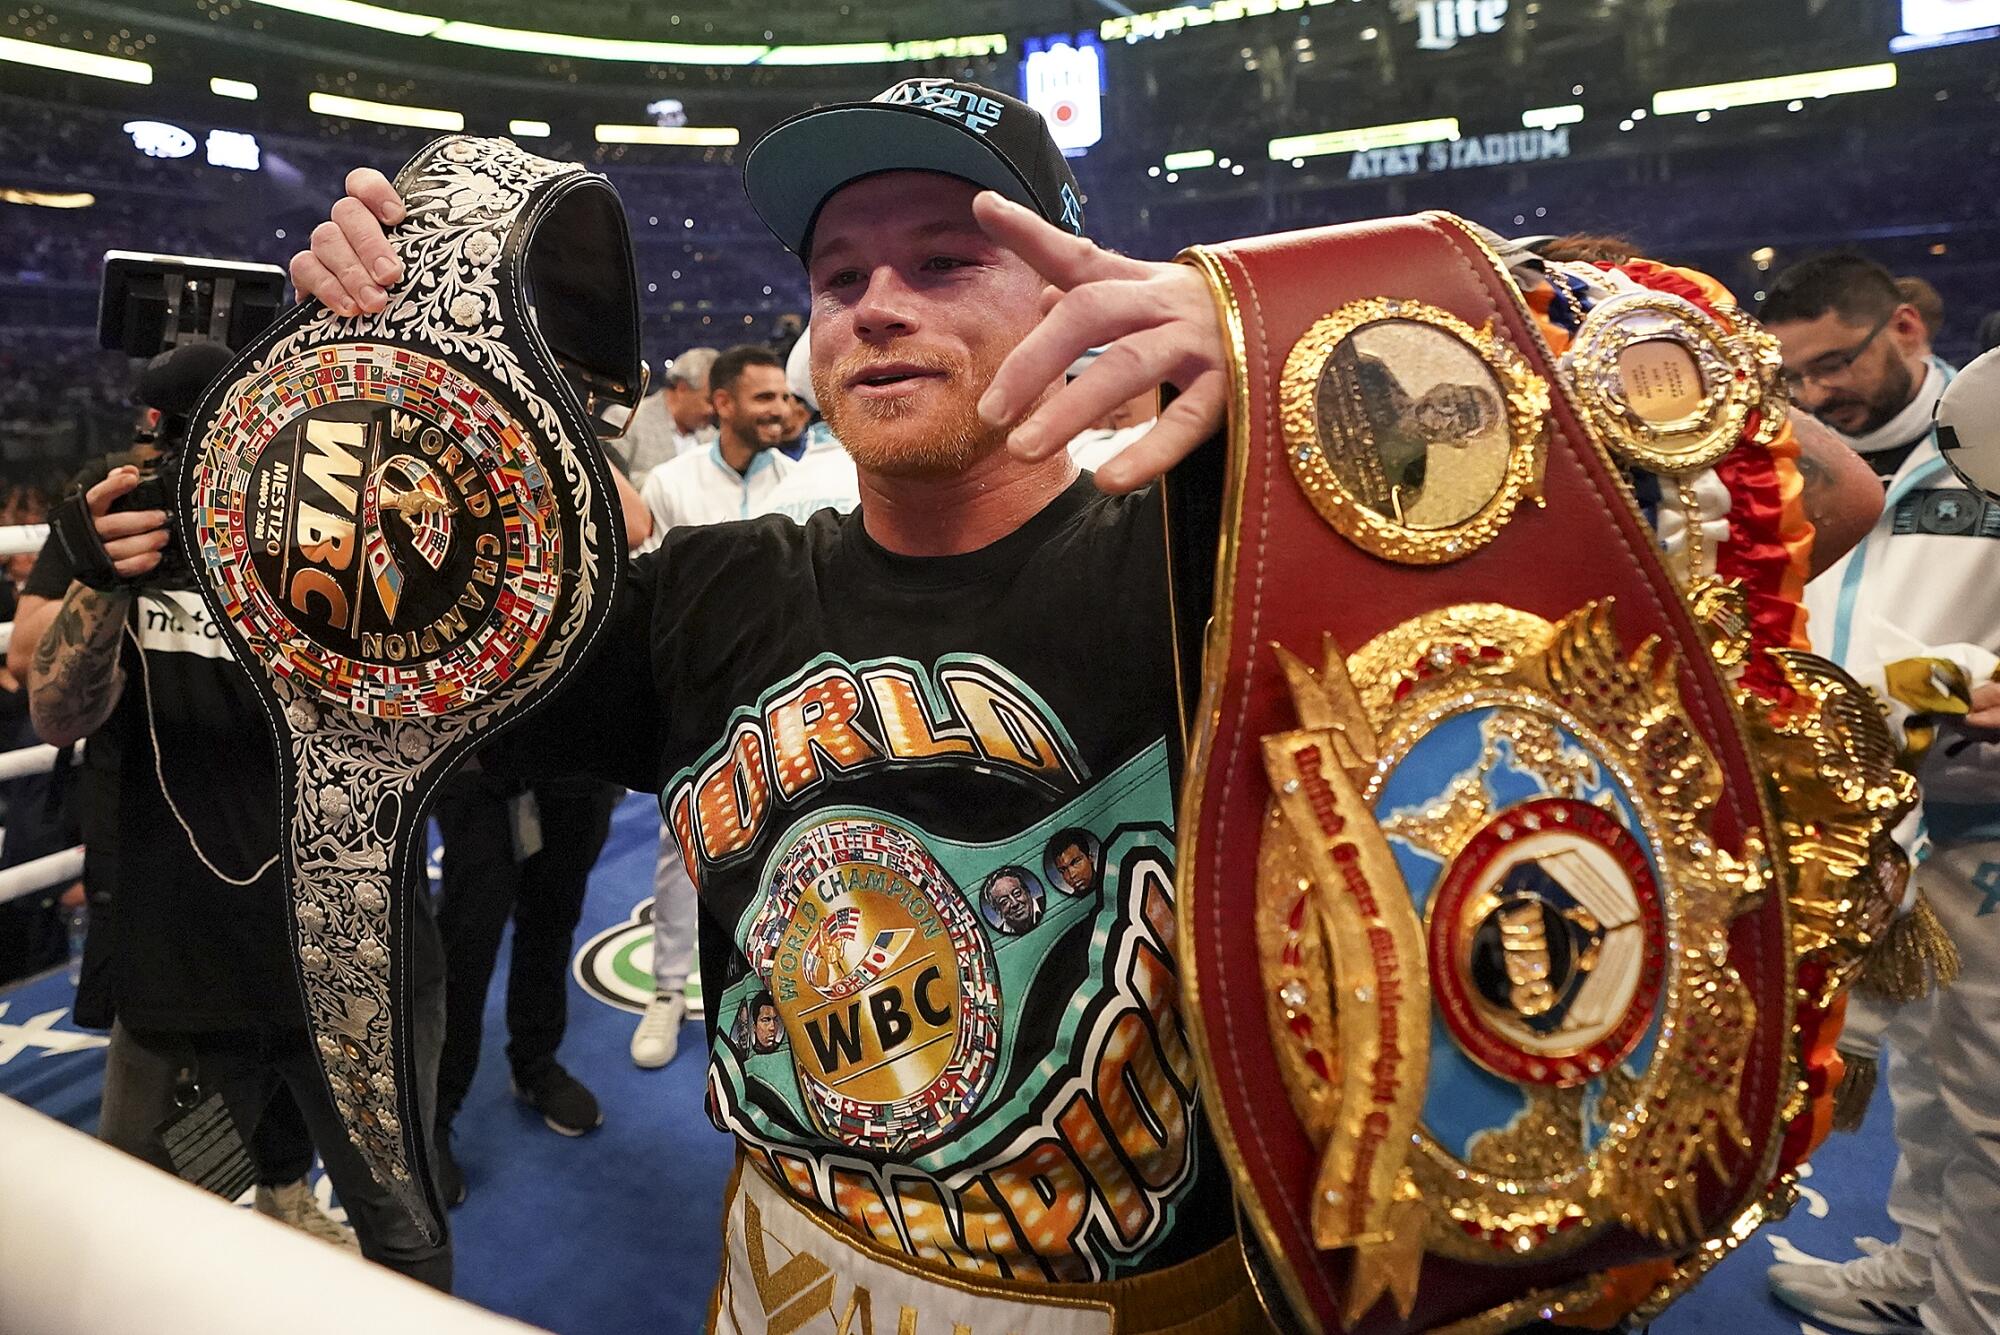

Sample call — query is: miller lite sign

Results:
[1410,0,1508,51]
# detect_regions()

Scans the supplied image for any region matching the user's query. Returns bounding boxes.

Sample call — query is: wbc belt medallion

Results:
[179,136,640,1238]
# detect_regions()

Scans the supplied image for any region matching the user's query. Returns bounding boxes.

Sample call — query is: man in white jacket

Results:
[1762,253,2000,1335]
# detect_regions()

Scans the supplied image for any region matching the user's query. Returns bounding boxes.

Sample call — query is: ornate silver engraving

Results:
[210,135,618,1219]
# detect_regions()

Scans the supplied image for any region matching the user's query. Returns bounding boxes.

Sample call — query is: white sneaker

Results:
[1768,1239,1929,1334]
[631,992,687,1069]
[254,1178,359,1252]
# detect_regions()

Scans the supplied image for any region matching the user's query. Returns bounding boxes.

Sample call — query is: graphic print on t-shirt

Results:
[675,654,1204,1283]
[663,653,1087,880]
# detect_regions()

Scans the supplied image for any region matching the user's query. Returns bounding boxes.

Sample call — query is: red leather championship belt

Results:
[1173,216,1912,1332]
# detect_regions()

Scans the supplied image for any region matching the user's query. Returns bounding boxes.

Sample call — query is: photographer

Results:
[12,430,452,1289]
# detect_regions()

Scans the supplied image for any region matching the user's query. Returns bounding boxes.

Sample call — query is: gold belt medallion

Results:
[1253,601,1771,1322]
[1280,299,1550,564]
[1566,290,1787,476]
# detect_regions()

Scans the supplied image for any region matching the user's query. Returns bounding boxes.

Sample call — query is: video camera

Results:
[49,252,289,588]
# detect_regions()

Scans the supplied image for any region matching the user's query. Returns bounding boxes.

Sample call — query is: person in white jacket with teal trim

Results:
[1762,253,2000,1335]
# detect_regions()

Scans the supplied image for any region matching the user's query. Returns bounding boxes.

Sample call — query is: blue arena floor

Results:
[0,792,1899,1333]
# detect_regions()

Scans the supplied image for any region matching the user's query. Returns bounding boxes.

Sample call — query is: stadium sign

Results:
[122,119,261,170]
[206,130,261,171]
[124,120,196,159]
[1346,126,1569,179]
[1412,0,1508,51]
[1020,33,1105,154]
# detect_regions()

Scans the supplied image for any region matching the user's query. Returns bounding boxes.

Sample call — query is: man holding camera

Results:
[13,451,453,1290]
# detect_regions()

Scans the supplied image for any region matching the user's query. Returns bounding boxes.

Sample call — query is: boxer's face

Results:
[807,172,1046,479]
[1053,842,1093,894]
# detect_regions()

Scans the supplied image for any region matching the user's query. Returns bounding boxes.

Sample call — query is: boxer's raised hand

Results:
[288,168,408,318]
[972,192,1228,494]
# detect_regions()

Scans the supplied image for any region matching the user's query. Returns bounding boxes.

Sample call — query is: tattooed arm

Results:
[1791,408,1884,578]
[23,464,171,747]
[27,582,132,748]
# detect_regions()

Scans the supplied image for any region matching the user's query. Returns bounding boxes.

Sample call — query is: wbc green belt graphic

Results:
[708,742,1207,1281]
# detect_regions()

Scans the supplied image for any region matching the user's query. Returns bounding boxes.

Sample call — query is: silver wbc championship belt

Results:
[177,136,641,1238]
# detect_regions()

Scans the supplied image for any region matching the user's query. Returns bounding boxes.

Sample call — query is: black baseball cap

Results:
[743,78,1087,259]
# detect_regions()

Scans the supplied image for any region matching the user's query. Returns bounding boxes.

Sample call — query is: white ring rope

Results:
[0,1096,550,1335]
[0,524,49,559]
[0,743,86,903]
[0,845,83,906]
[0,741,79,783]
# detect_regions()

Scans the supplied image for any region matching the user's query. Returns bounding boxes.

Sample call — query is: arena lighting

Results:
[1267,117,1460,161]
[239,0,444,38]
[234,0,1003,66]
[761,37,1009,64]
[1521,104,1584,130]
[309,92,464,132]
[1652,62,1897,116]
[0,187,95,208]
[1163,149,1215,170]
[206,129,262,170]
[125,121,197,159]
[595,124,741,146]
[509,119,552,138]
[1893,0,2000,49]
[433,22,764,63]
[210,77,259,100]
[0,33,152,84]
[1101,0,1339,42]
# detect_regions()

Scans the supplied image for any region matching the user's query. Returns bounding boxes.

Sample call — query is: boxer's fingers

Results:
[972,192,1152,292]
[982,276,1179,429]
[344,168,408,227]
[1003,329,1175,463]
[1090,369,1228,495]
[308,221,380,315]
[331,193,403,291]
[289,251,358,319]
[83,467,141,518]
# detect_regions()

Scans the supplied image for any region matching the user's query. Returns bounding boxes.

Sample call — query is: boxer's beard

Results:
[816,344,1009,479]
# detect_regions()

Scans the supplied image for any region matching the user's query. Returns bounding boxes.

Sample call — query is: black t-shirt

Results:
[508,475,1229,1282]
[27,461,297,1031]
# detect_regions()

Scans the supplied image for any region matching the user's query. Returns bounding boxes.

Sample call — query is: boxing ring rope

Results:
[0,522,84,906]
[0,526,53,657]
[0,523,50,558]
[0,846,85,907]
[0,1095,549,1335]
